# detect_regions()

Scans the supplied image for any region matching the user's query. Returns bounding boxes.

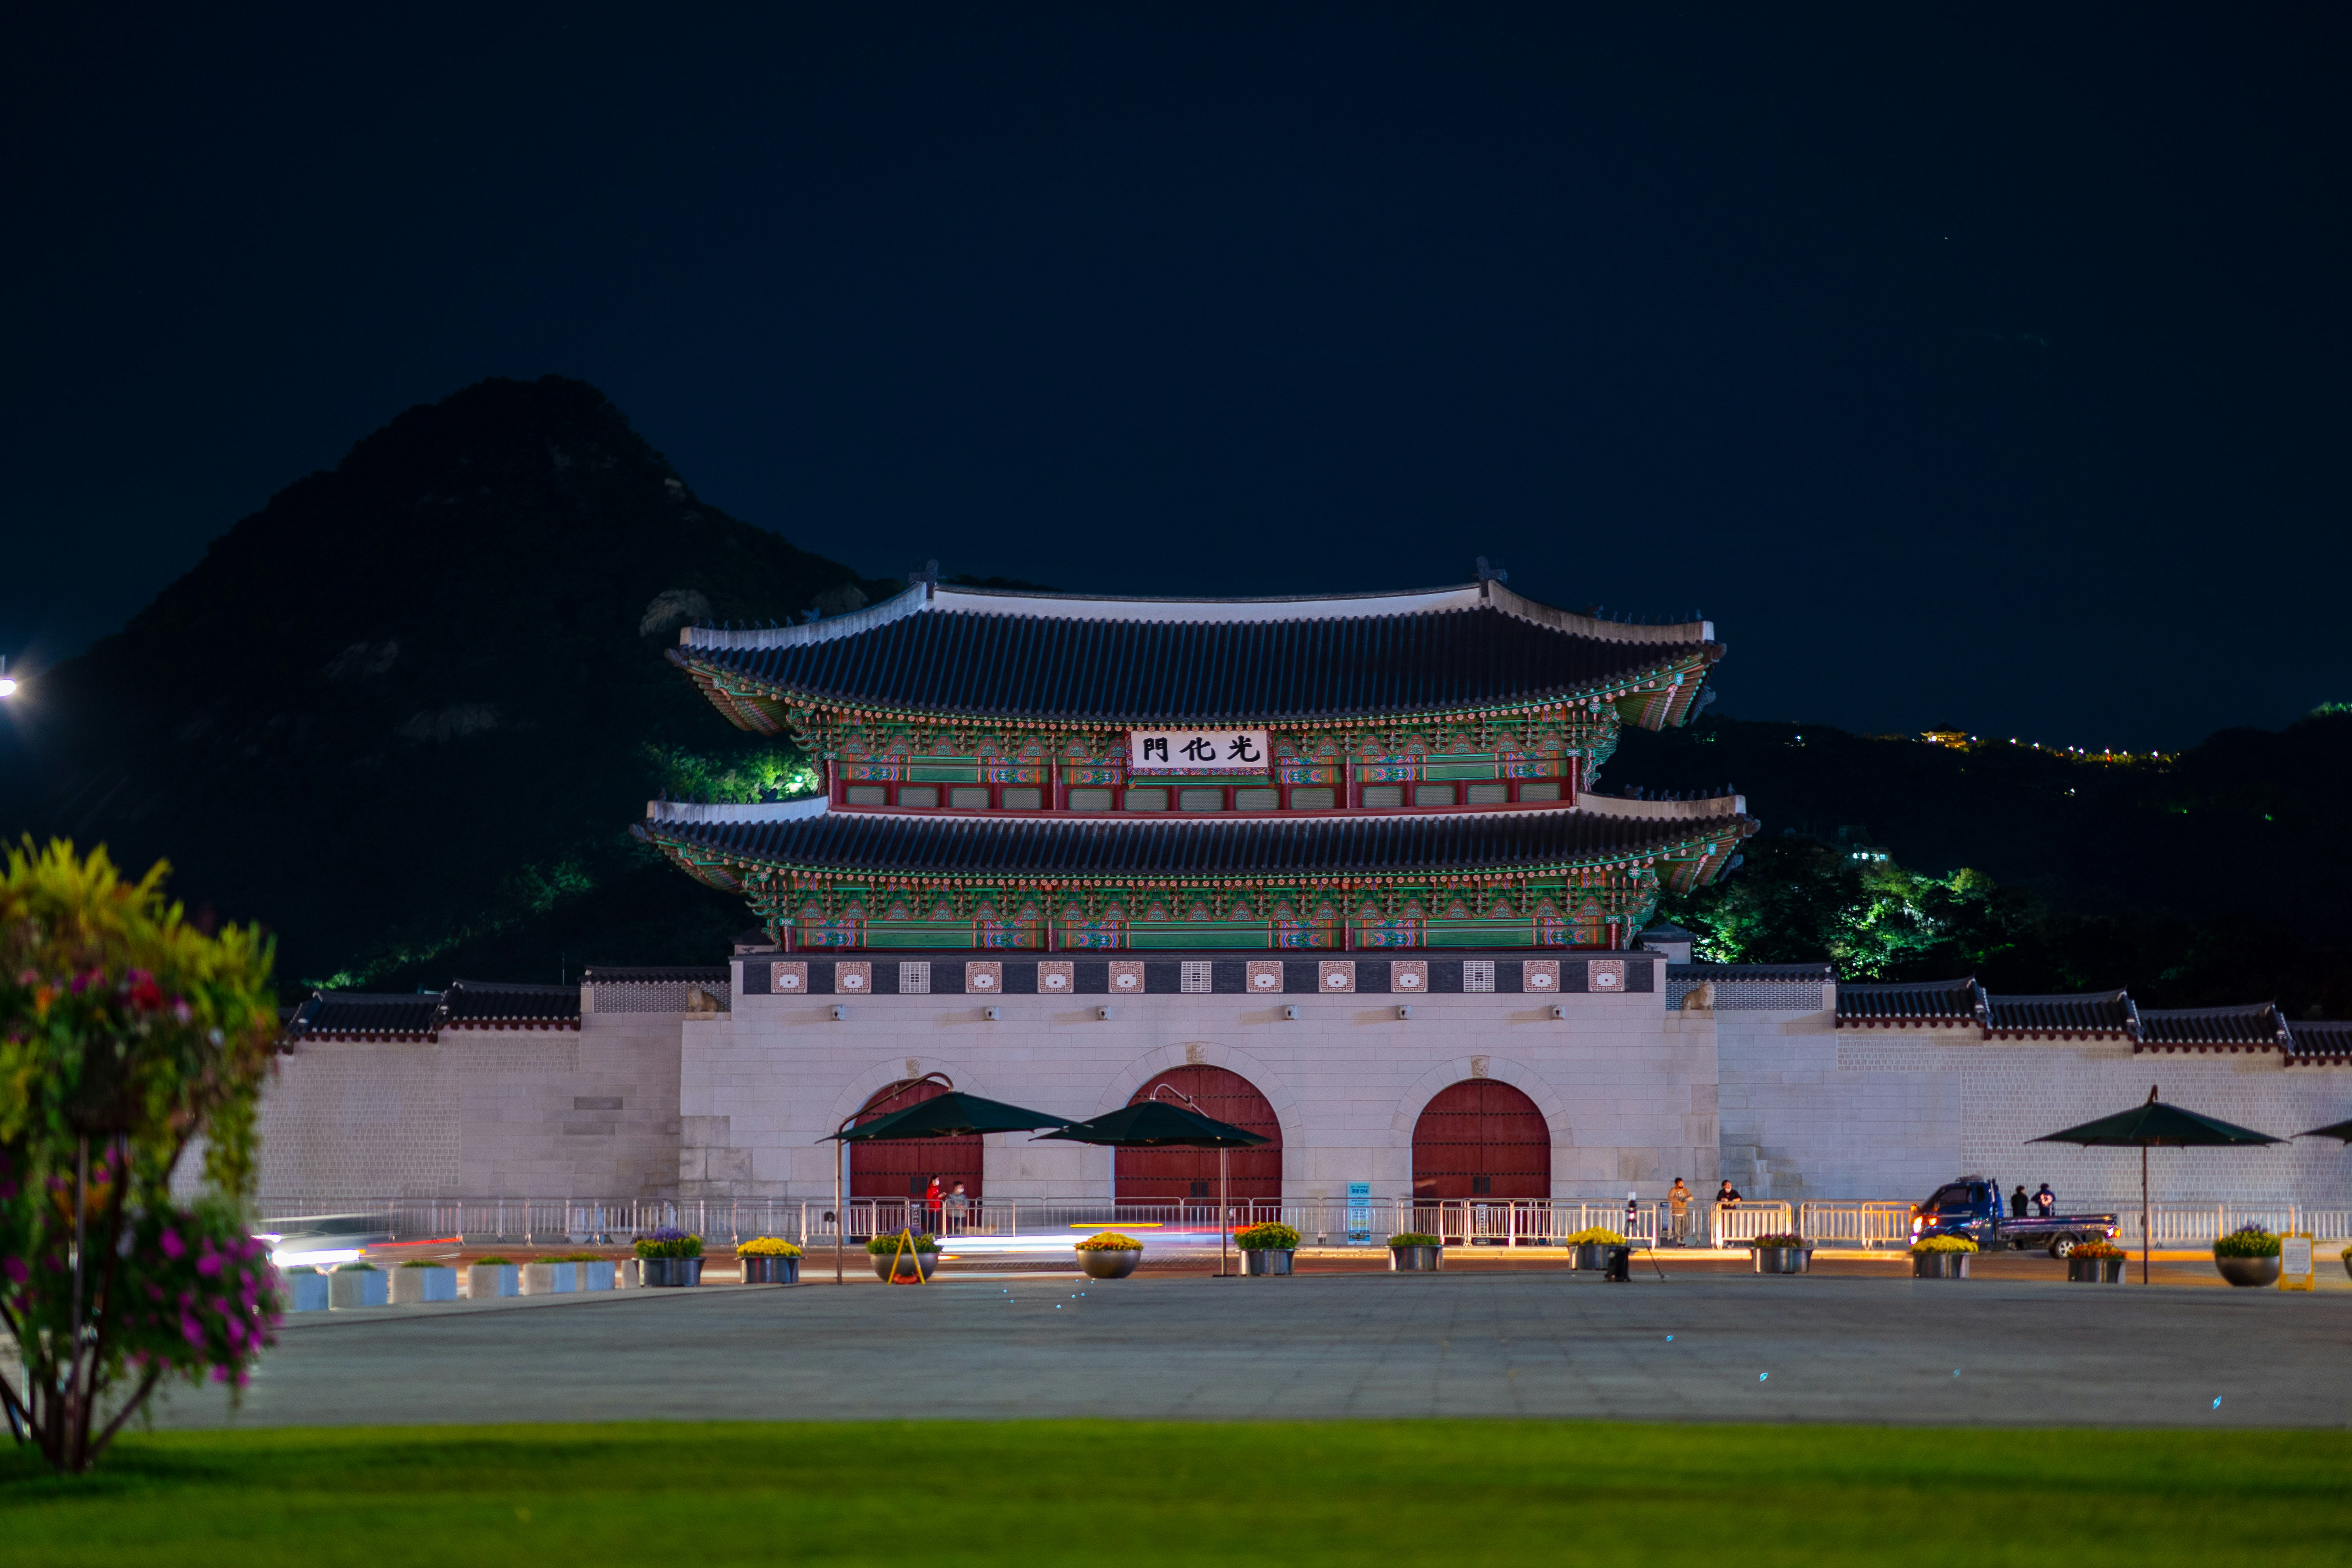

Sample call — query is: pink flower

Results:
[196,1252,222,1277]
[181,1316,205,1348]
[159,1229,185,1259]
[1,1257,25,1285]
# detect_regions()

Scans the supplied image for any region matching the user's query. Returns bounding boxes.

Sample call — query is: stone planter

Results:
[1389,1245,1443,1272]
[579,1260,615,1292]
[1570,1244,1606,1271]
[390,1266,459,1304]
[1079,1249,1142,1280]
[1241,1249,1294,1276]
[467,1263,520,1300]
[1753,1247,1811,1275]
[2215,1255,2281,1288]
[614,1258,640,1289]
[1912,1252,1971,1279]
[329,1268,389,1308]
[2067,1256,2126,1283]
[642,1256,705,1287]
[740,1255,801,1284]
[285,1270,330,1312]
[871,1249,937,1282]
[521,1262,579,1296]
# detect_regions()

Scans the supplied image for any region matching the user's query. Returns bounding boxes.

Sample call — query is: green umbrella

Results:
[818,1076,1070,1284]
[2294,1119,2352,1143]
[2033,1085,2282,1283]
[1034,1087,1271,1277]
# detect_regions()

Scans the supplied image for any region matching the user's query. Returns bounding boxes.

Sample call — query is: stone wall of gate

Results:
[1715,1010,2352,1205]
[674,956,1722,1203]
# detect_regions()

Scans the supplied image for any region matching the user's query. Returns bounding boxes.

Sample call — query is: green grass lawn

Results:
[4,1421,2345,1566]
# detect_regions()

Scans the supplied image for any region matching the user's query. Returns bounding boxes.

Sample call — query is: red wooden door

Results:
[1411,1080,1550,1200]
[1115,1065,1283,1202]
[849,1080,983,1204]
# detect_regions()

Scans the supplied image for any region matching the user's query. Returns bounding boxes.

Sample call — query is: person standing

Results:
[924,1175,944,1237]
[1668,1179,1691,1247]
[947,1181,970,1236]
[2035,1183,2056,1218]
[2011,1185,2030,1219]
[1714,1180,1740,1249]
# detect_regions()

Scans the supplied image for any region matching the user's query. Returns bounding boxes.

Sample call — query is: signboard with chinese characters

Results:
[1127,729,1271,772]
[1347,1181,1373,1245]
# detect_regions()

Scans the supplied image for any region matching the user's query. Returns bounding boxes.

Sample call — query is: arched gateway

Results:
[849,1079,982,1204]
[1116,1065,1283,1202]
[1411,1080,1550,1201]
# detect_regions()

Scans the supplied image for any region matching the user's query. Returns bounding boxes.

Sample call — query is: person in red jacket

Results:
[924,1176,944,1237]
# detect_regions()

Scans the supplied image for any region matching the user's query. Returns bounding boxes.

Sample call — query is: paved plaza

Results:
[149,1269,2352,1430]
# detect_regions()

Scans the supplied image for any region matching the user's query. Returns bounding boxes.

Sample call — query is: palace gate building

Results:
[252,575,2352,1215]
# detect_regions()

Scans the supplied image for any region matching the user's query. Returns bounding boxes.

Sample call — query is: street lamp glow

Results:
[0,656,15,697]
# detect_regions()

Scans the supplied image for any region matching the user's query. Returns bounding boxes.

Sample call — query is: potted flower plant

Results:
[1910,1236,1976,1278]
[467,1255,520,1299]
[328,1261,388,1309]
[2212,1226,2282,1287]
[390,1259,460,1304]
[867,1232,940,1281]
[635,1228,706,1287]
[1561,1227,1626,1272]
[2067,1241,2127,1283]
[738,1237,804,1284]
[1234,1222,1301,1276]
[1075,1232,1145,1279]
[2342,1243,2352,1283]
[284,1265,330,1313]
[1387,1232,1443,1272]
[1745,1232,1811,1275]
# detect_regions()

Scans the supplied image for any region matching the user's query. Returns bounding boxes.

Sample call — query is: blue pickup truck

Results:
[1910,1177,2119,1258]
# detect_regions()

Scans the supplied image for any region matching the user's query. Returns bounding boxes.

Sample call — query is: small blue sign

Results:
[1347,1181,1373,1244]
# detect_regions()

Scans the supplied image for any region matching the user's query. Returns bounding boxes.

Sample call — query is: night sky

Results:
[4,6,2345,751]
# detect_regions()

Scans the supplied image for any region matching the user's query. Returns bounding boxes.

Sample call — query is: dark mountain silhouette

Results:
[2,372,2343,1010]
[0,376,895,987]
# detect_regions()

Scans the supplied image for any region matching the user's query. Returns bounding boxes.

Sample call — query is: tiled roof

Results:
[2134,1003,2288,1051]
[2283,1020,2352,1063]
[640,803,1742,879]
[442,980,580,1028]
[1985,991,2136,1035]
[1668,963,1835,982]
[675,581,1717,723]
[581,966,732,985]
[287,991,445,1042]
[1836,978,1987,1026]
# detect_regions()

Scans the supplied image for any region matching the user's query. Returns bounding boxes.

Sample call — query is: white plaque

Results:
[1127,728,1271,772]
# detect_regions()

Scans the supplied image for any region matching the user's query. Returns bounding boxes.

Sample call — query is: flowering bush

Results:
[1074,1232,1143,1252]
[1387,1233,1441,1248]
[0,841,280,1474]
[738,1237,804,1258]
[2073,1242,2125,1259]
[1744,1234,1808,1249]
[2213,1227,2281,1259]
[866,1232,940,1254]
[1911,1236,1979,1254]
[632,1228,704,1260]
[1233,1223,1300,1251]
[1561,1227,1627,1246]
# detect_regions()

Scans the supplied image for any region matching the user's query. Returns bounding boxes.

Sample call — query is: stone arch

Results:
[1094,1041,1305,1147]
[1115,1063,1284,1203]
[1411,1079,1552,1201]
[1392,1056,1571,1145]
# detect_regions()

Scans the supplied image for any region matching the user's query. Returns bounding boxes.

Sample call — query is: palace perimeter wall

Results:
[247,971,2352,1210]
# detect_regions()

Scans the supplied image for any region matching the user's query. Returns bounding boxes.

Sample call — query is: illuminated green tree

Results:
[0,840,281,1473]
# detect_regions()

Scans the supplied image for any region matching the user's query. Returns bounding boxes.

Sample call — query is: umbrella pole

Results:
[2141,1145,2149,1287]
[1220,1145,1230,1277]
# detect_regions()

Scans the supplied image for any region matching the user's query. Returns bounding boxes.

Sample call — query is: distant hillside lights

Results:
[1916,729,2177,766]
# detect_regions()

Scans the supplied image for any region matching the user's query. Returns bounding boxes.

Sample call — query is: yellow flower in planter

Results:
[1560,1227,1628,1246]
[737,1237,804,1258]
[1074,1232,1144,1252]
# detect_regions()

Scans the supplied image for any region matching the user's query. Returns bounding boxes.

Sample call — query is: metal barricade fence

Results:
[1798,1201,1916,1249]
[256,1194,2352,1252]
